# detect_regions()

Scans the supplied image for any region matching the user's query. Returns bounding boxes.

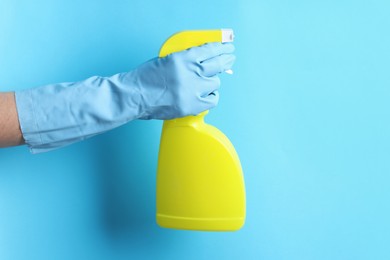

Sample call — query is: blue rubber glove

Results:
[15,42,235,153]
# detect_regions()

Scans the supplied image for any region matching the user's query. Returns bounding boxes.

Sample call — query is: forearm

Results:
[0,92,24,147]
[9,43,234,154]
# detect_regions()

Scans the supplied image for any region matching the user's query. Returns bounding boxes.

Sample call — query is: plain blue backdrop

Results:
[1,0,390,259]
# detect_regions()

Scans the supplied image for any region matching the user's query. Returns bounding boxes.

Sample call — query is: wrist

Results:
[0,92,25,147]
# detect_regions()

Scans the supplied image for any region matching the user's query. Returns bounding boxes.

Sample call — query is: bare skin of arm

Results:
[0,92,24,147]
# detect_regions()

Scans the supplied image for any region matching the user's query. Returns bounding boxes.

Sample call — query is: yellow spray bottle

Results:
[156,29,246,231]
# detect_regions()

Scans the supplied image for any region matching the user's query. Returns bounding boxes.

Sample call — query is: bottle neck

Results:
[164,111,208,128]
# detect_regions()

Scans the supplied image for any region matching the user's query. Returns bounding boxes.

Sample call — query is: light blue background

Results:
[1,0,389,259]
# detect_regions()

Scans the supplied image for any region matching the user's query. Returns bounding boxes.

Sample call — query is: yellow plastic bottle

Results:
[156,29,246,231]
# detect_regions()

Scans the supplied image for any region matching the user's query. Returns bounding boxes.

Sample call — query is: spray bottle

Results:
[156,29,246,231]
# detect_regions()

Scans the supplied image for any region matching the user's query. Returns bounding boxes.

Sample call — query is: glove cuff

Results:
[15,89,43,153]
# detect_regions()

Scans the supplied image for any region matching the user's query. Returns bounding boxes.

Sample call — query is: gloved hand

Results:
[15,42,235,153]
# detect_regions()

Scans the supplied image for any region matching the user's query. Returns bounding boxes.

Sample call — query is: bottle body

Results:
[156,112,246,231]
